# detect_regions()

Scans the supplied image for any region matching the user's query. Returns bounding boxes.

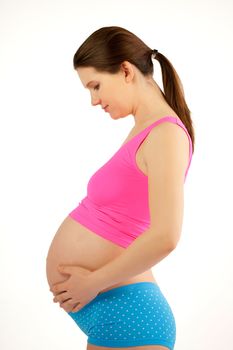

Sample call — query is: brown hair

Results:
[73,26,195,153]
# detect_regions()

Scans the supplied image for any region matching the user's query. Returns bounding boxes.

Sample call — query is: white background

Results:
[1,0,233,349]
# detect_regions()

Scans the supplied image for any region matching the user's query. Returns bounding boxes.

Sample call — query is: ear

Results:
[120,61,135,83]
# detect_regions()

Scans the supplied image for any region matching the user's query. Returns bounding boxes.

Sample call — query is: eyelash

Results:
[94,85,100,91]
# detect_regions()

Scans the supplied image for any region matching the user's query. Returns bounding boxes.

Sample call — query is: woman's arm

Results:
[90,227,175,290]
[90,122,188,291]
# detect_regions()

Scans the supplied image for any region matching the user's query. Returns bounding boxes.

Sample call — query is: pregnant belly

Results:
[46,215,156,294]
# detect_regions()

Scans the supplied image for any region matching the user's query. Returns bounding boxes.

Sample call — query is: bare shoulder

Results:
[142,119,190,178]
[142,118,190,239]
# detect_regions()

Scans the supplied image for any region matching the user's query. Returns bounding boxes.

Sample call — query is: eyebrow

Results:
[85,80,97,88]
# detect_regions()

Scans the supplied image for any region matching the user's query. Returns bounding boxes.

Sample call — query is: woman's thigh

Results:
[67,281,176,350]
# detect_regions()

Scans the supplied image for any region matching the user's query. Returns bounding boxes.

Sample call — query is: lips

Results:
[104,105,109,111]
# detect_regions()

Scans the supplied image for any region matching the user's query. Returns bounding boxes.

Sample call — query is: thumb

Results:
[58,265,74,273]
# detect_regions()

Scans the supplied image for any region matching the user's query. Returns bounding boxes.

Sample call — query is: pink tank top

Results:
[68,116,193,248]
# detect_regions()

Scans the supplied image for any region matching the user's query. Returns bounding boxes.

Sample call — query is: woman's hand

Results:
[50,265,100,313]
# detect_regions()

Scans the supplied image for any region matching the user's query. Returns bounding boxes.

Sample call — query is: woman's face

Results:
[76,64,135,120]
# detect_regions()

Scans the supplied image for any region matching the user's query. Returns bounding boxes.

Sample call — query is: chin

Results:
[115,111,131,119]
[109,109,130,120]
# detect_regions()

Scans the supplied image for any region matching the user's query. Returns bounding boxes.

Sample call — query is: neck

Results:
[132,80,174,128]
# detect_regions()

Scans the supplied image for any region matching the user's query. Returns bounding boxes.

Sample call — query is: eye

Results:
[94,84,100,91]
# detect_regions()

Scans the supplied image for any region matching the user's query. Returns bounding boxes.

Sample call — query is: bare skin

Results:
[76,60,179,129]
[80,65,178,349]
[46,61,179,350]
[46,61,182,300]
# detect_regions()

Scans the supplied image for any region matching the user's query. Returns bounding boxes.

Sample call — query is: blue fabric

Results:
[67,282,176,349]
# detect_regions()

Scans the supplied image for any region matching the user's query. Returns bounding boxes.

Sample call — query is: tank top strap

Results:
[175,117,193,158]
[126,116,193,179]
[129,115,192,157]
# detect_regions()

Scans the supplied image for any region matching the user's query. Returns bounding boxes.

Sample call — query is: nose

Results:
[91,97,101,107]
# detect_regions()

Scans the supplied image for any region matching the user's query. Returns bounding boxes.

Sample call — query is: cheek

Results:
[106,88,131,114]
[113,91,128,107]
[117,96,131,113]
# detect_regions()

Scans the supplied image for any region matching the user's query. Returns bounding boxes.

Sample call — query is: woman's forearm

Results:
[90,228,175,291]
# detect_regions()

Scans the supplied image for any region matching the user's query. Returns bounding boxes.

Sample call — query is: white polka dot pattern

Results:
[67,282,176,349]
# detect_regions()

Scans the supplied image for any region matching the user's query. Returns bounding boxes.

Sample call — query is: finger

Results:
[60,300,75,313]
[52,282,68,294]
[53,296,63,303]
[53,290,65,297]
[53,291,70,303]
[58,265,75,273]
[72,306,80,313]
[71,303,81,313]
[59,303,70,312]
[61,298,72,305]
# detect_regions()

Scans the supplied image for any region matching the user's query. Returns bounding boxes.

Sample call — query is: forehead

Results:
[76,67,106,87]
[76,67,104,86]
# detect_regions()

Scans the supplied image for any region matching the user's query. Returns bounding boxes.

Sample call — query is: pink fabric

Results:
[68,116,193,248]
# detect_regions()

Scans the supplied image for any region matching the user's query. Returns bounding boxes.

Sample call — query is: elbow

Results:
[166,234,180,251]
[166,240,177,251]
[161,232,180,251]
[149,228,180,251]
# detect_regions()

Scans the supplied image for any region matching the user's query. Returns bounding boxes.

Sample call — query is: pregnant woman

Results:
[46,26,195,350]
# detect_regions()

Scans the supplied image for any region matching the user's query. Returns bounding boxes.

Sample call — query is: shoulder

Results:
[142,120,190,240]
[143,120,190,179]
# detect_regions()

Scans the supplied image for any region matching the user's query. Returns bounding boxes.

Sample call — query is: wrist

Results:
[88,269,107,291]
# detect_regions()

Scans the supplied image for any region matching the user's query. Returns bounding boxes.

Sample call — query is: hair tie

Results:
[152,49,158,59]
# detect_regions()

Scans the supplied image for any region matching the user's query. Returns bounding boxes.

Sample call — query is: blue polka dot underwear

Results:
[67,281,176,349]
